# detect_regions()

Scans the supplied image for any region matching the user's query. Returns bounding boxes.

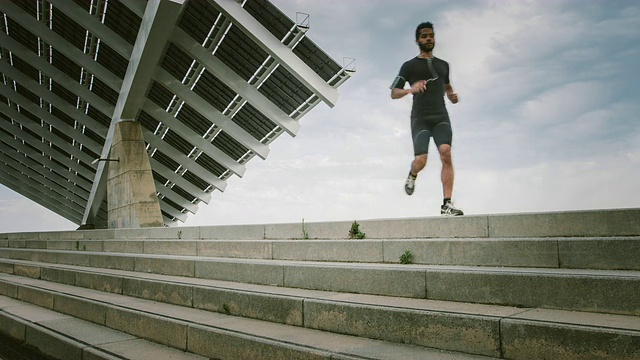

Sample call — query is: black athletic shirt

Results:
[391,57,450,117]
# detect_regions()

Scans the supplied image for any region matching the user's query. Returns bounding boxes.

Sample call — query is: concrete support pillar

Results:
[107,121,163,228]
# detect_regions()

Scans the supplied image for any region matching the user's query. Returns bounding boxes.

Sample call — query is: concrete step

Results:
[2,236,640,270]
[3,208,639,241]
[0,295,207,360]
[0,251,638,315]
[1,260,640,359]
[0,275,500,360]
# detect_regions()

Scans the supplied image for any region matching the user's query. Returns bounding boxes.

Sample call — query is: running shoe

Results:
[404,172,416,195]
[441,201,464,216]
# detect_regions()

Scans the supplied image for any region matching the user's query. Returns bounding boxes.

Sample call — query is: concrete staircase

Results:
[0,208,638,360]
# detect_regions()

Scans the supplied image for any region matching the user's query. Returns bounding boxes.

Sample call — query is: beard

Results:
[419,42,435,53]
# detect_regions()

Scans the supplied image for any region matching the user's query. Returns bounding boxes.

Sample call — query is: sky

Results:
[1,0,639,232]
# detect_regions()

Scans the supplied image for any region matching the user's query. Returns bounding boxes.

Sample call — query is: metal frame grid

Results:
[0,0,353,228]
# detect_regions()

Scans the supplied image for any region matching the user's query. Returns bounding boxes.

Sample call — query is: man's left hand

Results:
[447,92,459,104]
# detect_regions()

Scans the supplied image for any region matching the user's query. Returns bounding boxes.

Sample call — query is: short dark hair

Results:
[415,22,434,40]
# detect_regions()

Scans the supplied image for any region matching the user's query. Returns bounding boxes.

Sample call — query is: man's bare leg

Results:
[438,144,453,198]
[411,154,428,176]
[405,154,427,195]
[438,144,463,215]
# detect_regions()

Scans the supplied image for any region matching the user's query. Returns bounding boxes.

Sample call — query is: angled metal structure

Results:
[0,0,353,228]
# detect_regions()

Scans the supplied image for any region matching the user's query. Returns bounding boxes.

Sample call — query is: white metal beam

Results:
[0,101,97,166]
[0,150,87,206]
[0,128,92,190]
[47,0,134,59]
[0,61,108,138]
[0,0,122,91]
[143,127,227,192]
[210,0,339,107]
[0,84,103,155]
[155,68,269,159]
[0,32,115,118]
[0,156,85,217]
[157,197,189,222]
[150,157,212,204]
[0,170,82,223]
[155,180,198,214]
[172,28,300,137]
[142,100,246,177]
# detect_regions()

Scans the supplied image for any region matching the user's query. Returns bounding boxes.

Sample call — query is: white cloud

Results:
[517,81,609,126]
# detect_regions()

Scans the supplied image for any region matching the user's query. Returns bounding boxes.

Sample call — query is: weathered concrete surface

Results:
[197,240,272,259]
[105,307,188,350]
[107,121,163,229]
[195,259,284,286]
[558,237,640,270]
[284,264,426,298]
[25,324,85,360]
[488,208,640,238]
[424,268,640,315]
[187,324,330,360]
[53,293,107,325]
[4,269,639,360]
[192,286,303,326]
[0,295,206,360]
[273,240,383,262]
[501,319,640,360]
[123,278,192,307]
[1,208,638,241]
[304,299,502,357]
[134,256,195,277]
[383,238,558,267]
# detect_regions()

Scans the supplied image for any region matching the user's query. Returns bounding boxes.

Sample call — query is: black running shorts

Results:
[411,114,452,156]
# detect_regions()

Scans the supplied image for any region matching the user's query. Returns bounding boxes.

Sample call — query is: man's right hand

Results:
[410,80,427,94]
[391,80,427,99]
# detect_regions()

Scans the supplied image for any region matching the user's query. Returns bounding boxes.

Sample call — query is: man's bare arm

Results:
[445,83,458,104]
[391,80,426,99]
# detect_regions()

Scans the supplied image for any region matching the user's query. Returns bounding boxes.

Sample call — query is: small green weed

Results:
[348,221,366,239]
[302,218,309,239]
[222,303,231,315]
[400,249,413,264]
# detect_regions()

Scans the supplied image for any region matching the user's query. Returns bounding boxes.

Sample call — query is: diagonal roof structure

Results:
[0,0,353,228]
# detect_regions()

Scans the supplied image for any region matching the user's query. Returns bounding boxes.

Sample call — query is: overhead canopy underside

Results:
[0,0,353,228]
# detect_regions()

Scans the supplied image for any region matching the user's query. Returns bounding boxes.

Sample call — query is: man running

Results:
[390,21,463,216]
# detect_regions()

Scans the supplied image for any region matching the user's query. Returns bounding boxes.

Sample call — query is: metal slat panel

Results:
[0,25,119,114]
[48,0,134,59]
[0,123,91,190]
[0,84,103,155]
[143,127,227,192]
[142,101,245,176]
[0,1,123,90]
[158,197,188,222]
[0,61,108,137]
[173,28,299,136]
[155,68,269,159]
[102,0,142,46]
[150,160,212,204]
[211,0,338,107]
[0,150,88,205]
[0,150,86,215]
[155,180,198,214]
[0,169,83,223]
[0,102,96,166]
